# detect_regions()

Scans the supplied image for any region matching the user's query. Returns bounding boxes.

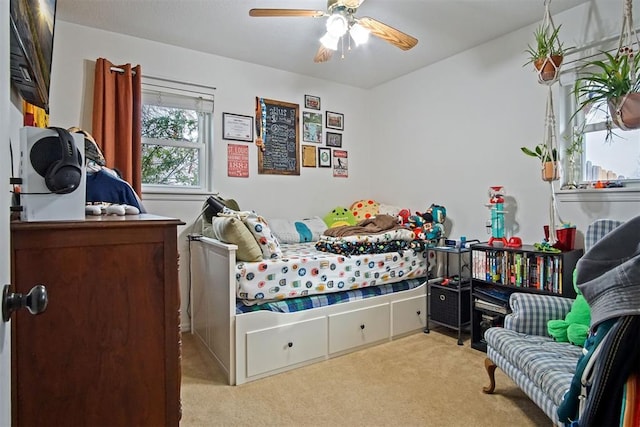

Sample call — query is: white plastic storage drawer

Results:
[245,317,327,377]
[391,294,426,337]
[328,303,390,354]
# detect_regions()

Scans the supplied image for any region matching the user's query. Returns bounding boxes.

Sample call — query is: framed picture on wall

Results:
[305,95,321,110]
[318,147,331,168]
[222,113,253,142]
[302,145,317,167]
[303,111,322,143]
[326,132,342,148]
[326,111,344,130]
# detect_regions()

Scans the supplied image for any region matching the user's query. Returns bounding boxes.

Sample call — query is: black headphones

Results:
[30,127,83,194]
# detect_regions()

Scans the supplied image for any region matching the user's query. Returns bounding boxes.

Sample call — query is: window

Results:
[580,100,640,181]
[562,66,640,185]
[141,78,214,192]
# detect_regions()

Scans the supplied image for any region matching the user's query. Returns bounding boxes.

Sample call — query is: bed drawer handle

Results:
[287,342,293,348]
[360,324,365,330]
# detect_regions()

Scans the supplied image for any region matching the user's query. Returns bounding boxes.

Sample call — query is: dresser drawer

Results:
[245,317,327,377]
[328,303,390,354]
[391,294,426,336]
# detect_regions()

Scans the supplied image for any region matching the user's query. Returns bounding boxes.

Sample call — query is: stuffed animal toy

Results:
[547,269,590,346]
[323,206,357,228]
[350,199,380,221]
[408,214,426,239]
[422,204,447,244]
[397,209,411,226]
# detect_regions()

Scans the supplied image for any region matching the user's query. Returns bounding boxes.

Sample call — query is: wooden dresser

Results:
[10,215,183,427]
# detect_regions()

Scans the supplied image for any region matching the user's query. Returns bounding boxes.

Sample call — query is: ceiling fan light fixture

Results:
[326,13,348,37]
[349,23,369,46]
[320,32,339,50]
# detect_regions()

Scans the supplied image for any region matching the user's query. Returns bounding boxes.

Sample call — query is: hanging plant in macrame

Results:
[609,0,640,130]
[525,0,568,85]
[574,0,640,137]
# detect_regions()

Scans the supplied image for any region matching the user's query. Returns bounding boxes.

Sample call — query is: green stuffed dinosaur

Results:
[547,269,591,347]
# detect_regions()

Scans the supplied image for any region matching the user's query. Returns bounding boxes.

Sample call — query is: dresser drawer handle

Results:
[287,342,293,348]
[416,310,421,316]
[360,324,365,330]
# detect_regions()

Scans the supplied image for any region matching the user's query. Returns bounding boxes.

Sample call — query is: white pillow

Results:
[269,216,328,243]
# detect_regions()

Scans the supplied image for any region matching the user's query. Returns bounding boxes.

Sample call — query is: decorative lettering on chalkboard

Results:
[256,97,300,175]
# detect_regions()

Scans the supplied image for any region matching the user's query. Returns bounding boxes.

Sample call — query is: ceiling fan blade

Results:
[314,45,334,63]
[340,0,365,8]
[357,17,418,51]
[249,9,325,18]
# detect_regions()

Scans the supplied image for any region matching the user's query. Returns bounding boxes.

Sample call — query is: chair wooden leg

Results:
[482,357,497,394]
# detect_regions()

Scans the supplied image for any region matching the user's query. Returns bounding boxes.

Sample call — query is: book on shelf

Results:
[472,248,565,294]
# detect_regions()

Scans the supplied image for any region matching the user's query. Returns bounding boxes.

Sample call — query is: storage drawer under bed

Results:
[245,317,327,377]
[328,303,390,354]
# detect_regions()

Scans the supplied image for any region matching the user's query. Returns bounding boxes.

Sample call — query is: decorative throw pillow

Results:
[204,216,262,262]
[350,199,380,221]
[323,206,357,228]
[242,213,283,259]
[269,216,328,243]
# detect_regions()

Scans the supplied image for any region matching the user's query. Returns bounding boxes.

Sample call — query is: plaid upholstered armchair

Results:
[481,219,624,425]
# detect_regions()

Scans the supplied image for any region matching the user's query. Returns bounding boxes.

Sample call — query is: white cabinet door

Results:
[391,295,426,337]
[328,303,390,354]
[246,317,327,377]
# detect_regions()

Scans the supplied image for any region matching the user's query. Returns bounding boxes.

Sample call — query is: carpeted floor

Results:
[180,326,550,426]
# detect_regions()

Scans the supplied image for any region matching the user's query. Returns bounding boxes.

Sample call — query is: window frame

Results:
[140,79,215,195]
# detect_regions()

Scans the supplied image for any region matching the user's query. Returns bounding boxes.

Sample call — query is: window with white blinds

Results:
[141,76,215,192]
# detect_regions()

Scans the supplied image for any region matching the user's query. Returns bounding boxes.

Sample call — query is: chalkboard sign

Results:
[257,97,300,175]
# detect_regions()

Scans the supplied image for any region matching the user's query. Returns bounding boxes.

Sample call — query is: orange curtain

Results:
[92,58,142,195]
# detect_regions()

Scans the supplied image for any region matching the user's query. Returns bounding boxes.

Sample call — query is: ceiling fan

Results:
[249,0,418,63]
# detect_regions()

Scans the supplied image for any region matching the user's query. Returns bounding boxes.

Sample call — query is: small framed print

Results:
[302,144,317,167]
[305,94,321,110]
[326,111,344,130]
[303,111,322,143]
[318,147,331,168]
[326,132,342,148]
[222,113,253,142]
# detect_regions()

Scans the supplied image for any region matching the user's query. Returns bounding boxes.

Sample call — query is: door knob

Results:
[2,284,48,322]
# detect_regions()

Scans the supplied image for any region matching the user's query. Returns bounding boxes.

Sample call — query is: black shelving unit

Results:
[469,243,583,352]
[424,245,471,345]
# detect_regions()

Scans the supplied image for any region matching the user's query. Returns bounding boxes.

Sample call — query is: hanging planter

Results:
[521,144,559,181]
[574,0,640,138]
[542,161,560,181]
[534,54,564,82]
[609,92,640,130]
[524,1,569,85]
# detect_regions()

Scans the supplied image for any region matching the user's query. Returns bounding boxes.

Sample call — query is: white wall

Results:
[368,0,639,246]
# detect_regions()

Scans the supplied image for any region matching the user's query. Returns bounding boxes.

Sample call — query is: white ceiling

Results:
[56,0,588,89]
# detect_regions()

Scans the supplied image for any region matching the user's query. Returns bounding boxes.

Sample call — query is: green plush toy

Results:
[547,269,591,346]
[323,206,357,228]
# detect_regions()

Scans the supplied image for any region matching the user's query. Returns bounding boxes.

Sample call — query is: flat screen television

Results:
[10,0,57,113]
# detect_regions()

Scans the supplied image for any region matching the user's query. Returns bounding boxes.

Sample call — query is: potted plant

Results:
[520,144,560,181]
[573,50,640,138]
[524,24,567,82]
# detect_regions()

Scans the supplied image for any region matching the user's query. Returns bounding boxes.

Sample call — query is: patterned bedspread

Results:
[236,242,428,302]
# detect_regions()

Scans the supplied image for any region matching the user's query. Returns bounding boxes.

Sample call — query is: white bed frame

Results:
[190,236,430,385]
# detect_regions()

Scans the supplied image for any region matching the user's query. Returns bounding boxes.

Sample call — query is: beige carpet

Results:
[180,326,550,426]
